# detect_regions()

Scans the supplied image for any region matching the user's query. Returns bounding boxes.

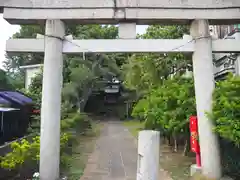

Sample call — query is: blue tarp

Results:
[0,107,19,112]
[0,91,33,105]
[0,97,10,105]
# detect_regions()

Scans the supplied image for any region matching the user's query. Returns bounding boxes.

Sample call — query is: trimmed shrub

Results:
[210,74,240,179]
[0,112,92,177]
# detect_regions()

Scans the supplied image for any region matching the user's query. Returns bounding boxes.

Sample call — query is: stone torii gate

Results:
[1,1,240,180]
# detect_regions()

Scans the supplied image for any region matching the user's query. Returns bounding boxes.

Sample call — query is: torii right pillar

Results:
[190,19,221,179]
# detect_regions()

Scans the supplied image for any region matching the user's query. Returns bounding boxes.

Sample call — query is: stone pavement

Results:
[80,120,172,180]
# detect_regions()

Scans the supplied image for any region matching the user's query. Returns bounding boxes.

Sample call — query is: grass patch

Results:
[123,120,195,180]
[123,120,194,180]
[123,120,144,138]
[160,144,195,180]
[63,122,102,180]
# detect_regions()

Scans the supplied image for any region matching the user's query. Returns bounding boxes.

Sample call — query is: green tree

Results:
[132,76,195,153]
[4,25,45,71]
[0,69,13,90]
[6,24,122,112]
[210,74,240,146]
[123,25,194,153]
[122,25,191,96]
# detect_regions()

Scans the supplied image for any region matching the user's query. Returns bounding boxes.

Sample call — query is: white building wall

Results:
[209,25,220,39]
[232,32,240,76]
[211,25,240,78]
[20,64,42,90]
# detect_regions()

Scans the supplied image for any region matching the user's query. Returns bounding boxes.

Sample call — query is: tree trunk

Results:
[173,135,178,152]
[167,135,171,146]
[163,135,168,144]
[182,139,188,156]
[77,95,81,112]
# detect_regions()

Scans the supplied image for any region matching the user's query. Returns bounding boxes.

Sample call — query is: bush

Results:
[132,76,196,137]
[211,74,240,146]
[210,74,240,178]
[0,113,92,172]
[75,113,92,133]
[61,113,92,134]
[219,137,240,179]
[131,98,147,121]
[0,134,69,170]
[27,115,41,135]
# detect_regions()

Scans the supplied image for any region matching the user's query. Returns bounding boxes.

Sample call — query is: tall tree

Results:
[122,25,190,95]
[4,25,45,71]
[5,24,123,111]
[0,69,13,90]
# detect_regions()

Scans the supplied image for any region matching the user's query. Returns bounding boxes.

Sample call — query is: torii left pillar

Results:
[40,19,65,180]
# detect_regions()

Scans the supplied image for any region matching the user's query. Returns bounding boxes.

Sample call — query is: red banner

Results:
[189,116,200,154]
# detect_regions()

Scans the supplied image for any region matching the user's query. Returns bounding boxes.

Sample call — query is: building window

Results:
[234,24,240,30]
[224,63,230,68]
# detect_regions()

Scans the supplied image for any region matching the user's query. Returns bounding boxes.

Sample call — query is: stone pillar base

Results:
[190,164,202,176]
[190,164,233,180]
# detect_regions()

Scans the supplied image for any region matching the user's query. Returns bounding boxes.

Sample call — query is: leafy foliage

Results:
[62,62,95,111]
[210,74,240,146]
[141,25,189,39]
[3,22,240,179]
[0,24,119,177]
[208,74,240,179]
[0,69,13,90]
[0,133,70,170]
[0,112,91,170]
[4,24,121,94]
[27,69,43,108]
[122,25,191,96]
[132,76,196,138]
[4,25,44,76]
[124,25,194,143]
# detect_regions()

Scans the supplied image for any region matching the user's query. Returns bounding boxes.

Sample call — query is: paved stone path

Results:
[80,120,137,180]
[80,120,172,180]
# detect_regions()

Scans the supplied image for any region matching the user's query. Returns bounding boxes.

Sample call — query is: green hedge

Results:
[211,74,240,146]
[61,113,92,133]
[211,74,240,178]
[0,112,92,178]
[219,137,240,179]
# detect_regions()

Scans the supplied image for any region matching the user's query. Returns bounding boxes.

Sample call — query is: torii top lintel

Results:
[1,0,240,25]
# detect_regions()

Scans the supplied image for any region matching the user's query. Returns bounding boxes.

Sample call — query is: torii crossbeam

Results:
[6,38,240,53]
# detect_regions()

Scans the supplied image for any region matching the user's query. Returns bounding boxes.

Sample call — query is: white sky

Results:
[0,15,20,69]
[0,14,147,69]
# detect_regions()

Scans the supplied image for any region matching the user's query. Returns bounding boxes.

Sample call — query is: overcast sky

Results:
[0,15,20,69]
[0,15,147,69]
